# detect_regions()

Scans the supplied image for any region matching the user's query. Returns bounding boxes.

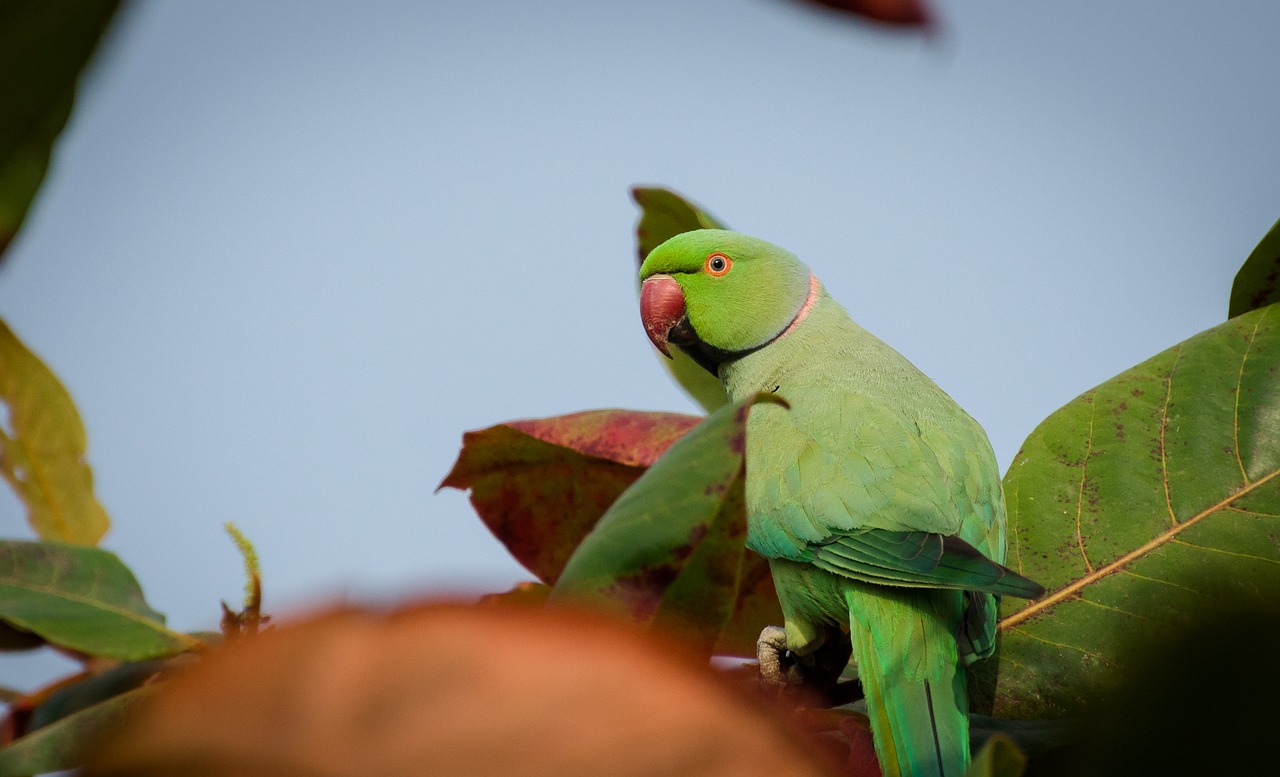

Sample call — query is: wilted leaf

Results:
[632,186,729,412]
[0,686,148,777]
[988,303,1280,717]
[1229,216,1280,318]
[0,0,122,260]
[83,603,842,777]
[440,409,701,582]
[0,318,110,544]
[551,395,784,658]
[0,540,199,660]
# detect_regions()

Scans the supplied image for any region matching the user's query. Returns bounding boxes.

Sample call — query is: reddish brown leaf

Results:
[439,410,700,584]
[83,602,844,777]
[506,409,701,468]
[797,0,932,27]
[840,715,884,776]
[441,408,784,657]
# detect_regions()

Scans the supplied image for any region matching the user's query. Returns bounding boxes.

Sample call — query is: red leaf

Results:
[439,410,701,584]
[440,408,784,657]
[798,0,932,27]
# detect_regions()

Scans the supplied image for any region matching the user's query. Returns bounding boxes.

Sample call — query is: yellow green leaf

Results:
[0,317,110,544]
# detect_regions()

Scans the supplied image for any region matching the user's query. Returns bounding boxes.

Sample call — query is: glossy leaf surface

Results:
[989,303,1280,717]
[0,318,110,544]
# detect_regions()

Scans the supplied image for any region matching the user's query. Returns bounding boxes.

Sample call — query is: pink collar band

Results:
[778,273,820,340]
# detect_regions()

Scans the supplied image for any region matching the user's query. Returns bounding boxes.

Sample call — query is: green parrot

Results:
[638,230,1043,777]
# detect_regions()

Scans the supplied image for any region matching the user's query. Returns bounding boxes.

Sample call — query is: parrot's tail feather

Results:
[849,588,970,777]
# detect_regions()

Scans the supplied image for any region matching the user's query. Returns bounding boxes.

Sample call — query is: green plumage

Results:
[639,230,1043,777]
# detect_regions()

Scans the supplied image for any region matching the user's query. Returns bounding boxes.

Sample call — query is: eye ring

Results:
[705,252,732,276]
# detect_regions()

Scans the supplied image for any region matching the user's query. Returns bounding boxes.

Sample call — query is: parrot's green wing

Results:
[745,389,1043,599]
[812,530,1043,598]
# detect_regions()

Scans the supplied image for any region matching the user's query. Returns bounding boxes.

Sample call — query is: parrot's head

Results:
[638,229,816,375]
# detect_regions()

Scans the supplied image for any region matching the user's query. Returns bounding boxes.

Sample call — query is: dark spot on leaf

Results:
[1131,389,1145,397]
[687,523,708,547]
[604,565,681,621]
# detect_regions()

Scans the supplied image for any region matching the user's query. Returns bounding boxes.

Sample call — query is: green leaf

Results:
[550,394,784,658]
[1229,216,1280,318]
[0,0,122,260]
[0,317,111,544]
[964,734,1026,777]
[632,186,727,262]
[29,659,165,731]
[989,303,1280,717]
[0,686,150,777]
[0,540,200,660]
[631,186,729,413]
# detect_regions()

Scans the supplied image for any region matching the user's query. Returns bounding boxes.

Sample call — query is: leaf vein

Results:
[1168,538,1280,566]
[998,466,1280,630]
[1008,626,1107,663]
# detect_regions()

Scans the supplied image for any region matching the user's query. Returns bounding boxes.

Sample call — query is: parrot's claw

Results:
[756,625,857,706]
[756,625,805,692]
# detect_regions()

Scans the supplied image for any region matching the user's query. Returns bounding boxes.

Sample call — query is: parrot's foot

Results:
[757,626,803,690]
[756,625,857,707]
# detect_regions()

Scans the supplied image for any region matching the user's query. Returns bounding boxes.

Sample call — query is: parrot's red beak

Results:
[640,274,686,358]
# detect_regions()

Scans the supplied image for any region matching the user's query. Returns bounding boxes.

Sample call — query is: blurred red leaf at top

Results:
[797,0,932,27]
[439,409,702,584]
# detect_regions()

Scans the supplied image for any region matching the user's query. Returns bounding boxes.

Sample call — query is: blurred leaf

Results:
[29,660,164,731]
[440,409,701,583]
[0,685,148,777]
[0,621,42,652]
[478,581,551,607]
[964,734,1025,777]
[792,0,932,27]
[986,303,1280,717]
[1043,601,1280,776]
[0,317,110,544]
[632,186,729,412]
[837,714,881,776]
[0,540,199,660]
[84,602,843,777]
[1229,216,1280,318]
[967,715,1079,760]
[551,395,785,658]
[0,0,123,260]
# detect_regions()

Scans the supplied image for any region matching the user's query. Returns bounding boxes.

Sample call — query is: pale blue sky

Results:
[3,0,1279,685]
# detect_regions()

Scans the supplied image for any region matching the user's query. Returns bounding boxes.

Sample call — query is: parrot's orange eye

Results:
[705,252,732,276]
